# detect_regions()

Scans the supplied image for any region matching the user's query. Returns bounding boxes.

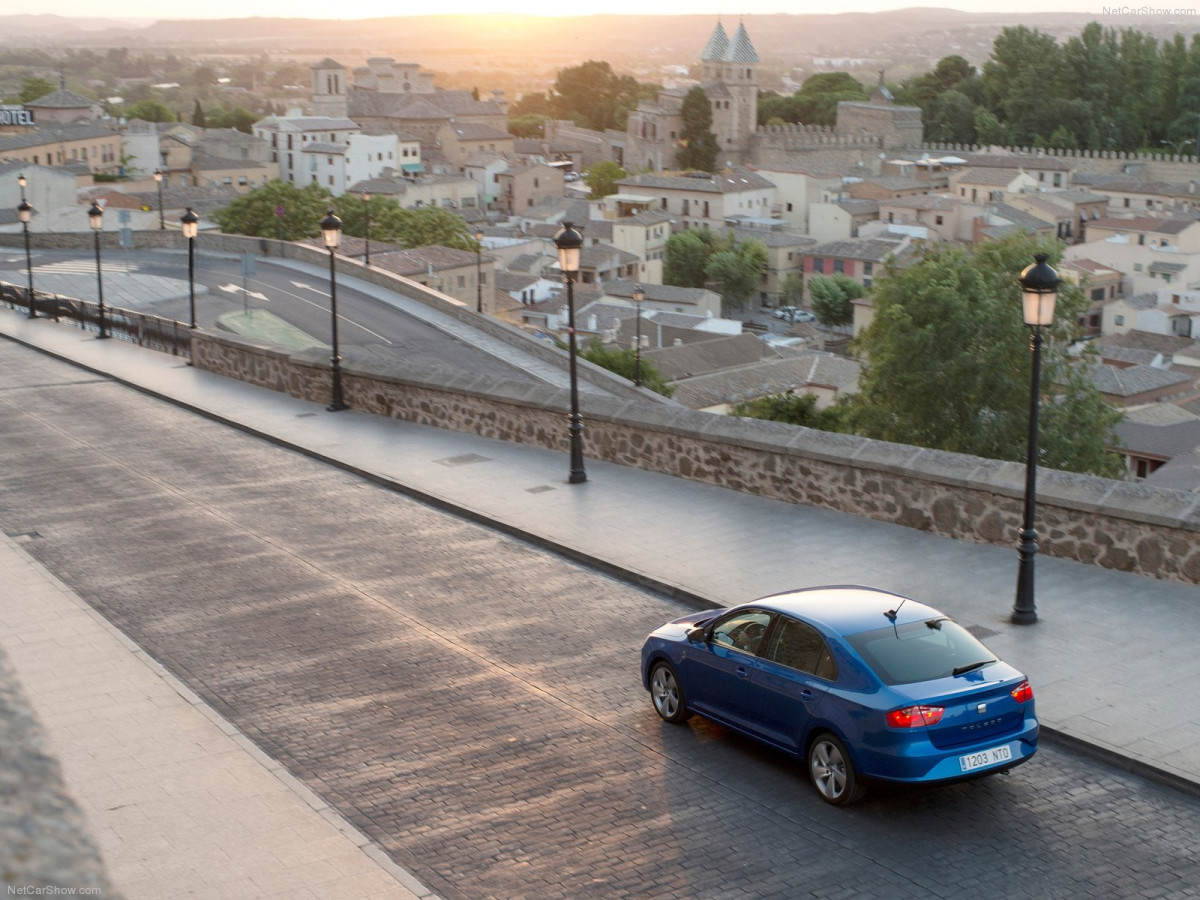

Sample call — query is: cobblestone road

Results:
[3,343,1199,900]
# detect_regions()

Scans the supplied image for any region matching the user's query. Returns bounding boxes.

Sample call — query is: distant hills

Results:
[6,10,1200,75]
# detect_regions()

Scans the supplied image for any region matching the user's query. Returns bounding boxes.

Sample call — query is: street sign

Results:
[274,205,285,218]
[119,227,133,249]
[241,253,256,278]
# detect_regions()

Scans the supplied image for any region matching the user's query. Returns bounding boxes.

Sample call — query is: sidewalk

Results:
[2,304,1200,890]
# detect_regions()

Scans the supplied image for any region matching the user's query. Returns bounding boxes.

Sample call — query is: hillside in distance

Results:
[6,9,1200,84]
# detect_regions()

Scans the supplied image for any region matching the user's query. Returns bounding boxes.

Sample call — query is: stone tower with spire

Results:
[621,20,760,171]
[699,21,759,160]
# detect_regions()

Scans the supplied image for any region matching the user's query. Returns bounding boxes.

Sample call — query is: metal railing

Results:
[1,281,193,360]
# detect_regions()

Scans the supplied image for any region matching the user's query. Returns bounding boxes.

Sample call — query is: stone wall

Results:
[191,328,1200,586]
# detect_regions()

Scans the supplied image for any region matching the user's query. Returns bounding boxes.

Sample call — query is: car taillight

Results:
[886,705,945,728]
[1010,681,1034,704]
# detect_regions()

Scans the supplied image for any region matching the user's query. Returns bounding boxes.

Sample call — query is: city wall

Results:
[191,327,1200,587]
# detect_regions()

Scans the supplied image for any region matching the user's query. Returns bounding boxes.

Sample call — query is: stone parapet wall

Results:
[192,329,1200,586]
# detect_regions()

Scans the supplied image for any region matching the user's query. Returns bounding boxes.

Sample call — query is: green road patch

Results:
[216,308,326,352]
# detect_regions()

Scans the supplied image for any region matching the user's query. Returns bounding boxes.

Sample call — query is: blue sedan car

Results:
[640,585,1038,805]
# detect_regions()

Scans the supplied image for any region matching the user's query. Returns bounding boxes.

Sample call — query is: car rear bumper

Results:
[857,720,1039,784]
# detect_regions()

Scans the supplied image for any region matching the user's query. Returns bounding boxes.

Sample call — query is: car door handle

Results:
[736,667,749,679]
[799,689,815,701]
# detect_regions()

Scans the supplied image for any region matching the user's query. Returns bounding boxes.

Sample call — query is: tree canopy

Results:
[757,72,868,127]
[549,60,654,132]
[664,228,766,311]
[212,181,333,241]
[677,86,720,172]
[841,233,1124,476]
[584,161,628,199]
[808,274,863,327]
[580,340,674,397]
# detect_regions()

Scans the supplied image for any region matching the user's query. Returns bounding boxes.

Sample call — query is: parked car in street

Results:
[641,585,1038,805]
[772,306,816,323]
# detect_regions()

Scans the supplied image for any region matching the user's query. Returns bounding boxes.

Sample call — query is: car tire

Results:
[649,661,692,724]
[808,733,866,806]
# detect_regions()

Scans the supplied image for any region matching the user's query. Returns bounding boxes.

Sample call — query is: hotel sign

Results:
[0,105,35,126]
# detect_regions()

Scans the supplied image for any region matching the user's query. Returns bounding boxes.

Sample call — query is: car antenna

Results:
[885,597,907,622]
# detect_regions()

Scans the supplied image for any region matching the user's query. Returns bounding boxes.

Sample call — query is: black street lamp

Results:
[632,284,645,387]
[474,227,485,313]
[181,207,199,329]
[18,172,27,203]
[321,209,349,412]
[154,169,165,230]
[361,190,371,266]
[18,197,35,319]
[553,221,587,484]
[89,201,109,339]
[1012,253,1059,626]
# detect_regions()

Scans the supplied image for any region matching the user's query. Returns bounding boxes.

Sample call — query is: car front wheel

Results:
[808,733,865,806]
[649,661,691,724]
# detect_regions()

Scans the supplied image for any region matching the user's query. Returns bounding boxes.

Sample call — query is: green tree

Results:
[509,91,552,118]
[663,231,710,288]
[584,160,628,199]
[729,390,843,431]
[386,206,476,251]
[212,180,333,241]
[808,274,862,327]
[973,108,1007,146]
[779,272,804,305]
[550,60,647,131]
[192,99,206,128]
[507,114,547,138]
[841,234,1123,476]
[677,86,720,172]
[705,239,767,312]
[125,99,175,123]
[18,76,57,103]
[580,340,674,397]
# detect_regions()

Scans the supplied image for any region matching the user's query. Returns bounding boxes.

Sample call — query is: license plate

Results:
[958,744,1013,772]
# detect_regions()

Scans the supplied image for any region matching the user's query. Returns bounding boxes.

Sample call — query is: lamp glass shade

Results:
[553,222,583,274]
[632,285,645,304]
[154,169,162,182]
[1017,254,1059,327]
[320,209,342,249]
[1022,290,1056,327]
[180,208,199,239]
[88,203,103,230]
[18,200,32,224]
[362,191,371,202]
[18,174,26,189]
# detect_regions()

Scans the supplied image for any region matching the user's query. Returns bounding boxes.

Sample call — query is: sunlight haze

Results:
[28,1,1112,21]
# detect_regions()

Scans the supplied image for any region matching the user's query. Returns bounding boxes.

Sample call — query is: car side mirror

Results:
[686,625,708,643]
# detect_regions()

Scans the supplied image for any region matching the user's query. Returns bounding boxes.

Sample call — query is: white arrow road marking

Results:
[218,284,270,301]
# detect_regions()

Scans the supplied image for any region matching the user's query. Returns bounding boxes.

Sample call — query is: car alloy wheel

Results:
[808,733,865,805]
[650,661,691,724]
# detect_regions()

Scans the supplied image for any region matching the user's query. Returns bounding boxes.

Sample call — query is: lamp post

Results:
[181,207,199,328]
[1012,253,1059,626]
[321,209,349,412]
[18,172,27,202]
[18,197,35,318]
[632,284,645,387]
[361,191,371,266]
[89,201,109,339]
[154,169,165,230]
[474,227,485,314]
[553,221,587,484]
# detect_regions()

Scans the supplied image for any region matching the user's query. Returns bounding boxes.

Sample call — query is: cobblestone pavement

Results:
[3,344,1200,900]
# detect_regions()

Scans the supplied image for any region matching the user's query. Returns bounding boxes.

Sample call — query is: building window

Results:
[812,258,824,274]
[834,259,844,274]
[1115,315,1125,325]
[935,215,944,225]
[457,275,466,288]
[863,261,874,275]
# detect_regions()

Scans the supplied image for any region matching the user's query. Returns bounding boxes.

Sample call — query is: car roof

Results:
[750,585,941,635]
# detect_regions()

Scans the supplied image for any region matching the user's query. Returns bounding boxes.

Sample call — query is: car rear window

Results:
[845,618,994,685]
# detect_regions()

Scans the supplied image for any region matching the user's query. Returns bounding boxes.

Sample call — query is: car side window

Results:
[711,610,772,656]
[766,617,838,681]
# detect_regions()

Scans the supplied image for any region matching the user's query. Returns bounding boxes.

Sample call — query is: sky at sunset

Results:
[23,1,1118,20]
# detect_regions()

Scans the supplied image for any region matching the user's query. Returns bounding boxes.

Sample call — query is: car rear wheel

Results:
[808,733,865,806]
[649,661,691,724]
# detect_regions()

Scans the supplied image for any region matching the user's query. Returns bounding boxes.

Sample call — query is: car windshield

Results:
[845,618,995,686]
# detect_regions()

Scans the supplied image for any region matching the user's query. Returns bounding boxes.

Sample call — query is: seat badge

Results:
[976,703,988,714]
